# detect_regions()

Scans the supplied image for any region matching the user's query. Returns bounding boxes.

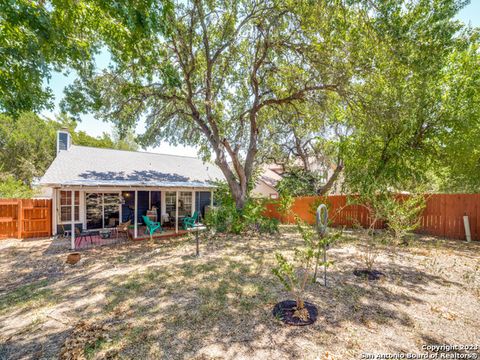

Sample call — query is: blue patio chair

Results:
[142,215,163,237]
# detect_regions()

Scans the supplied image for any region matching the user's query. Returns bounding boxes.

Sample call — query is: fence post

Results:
[17,199,23,239]
[47,200,52,237]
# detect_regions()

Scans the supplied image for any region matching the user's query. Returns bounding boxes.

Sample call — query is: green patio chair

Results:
[142,215,163,237]
[182,211,199,230]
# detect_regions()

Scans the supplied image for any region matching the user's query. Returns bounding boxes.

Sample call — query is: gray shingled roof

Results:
[40,145,224,188]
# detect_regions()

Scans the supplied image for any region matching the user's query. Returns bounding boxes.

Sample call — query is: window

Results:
[60,191,80,222]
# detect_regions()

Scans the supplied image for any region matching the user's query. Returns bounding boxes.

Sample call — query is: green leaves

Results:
[0,174,37,199]
[0,0,173,116]
[277,168,330,197]
[271,253,295,292]
[3,0,477,200]
[339,0,478,194]
[0,112,137,186]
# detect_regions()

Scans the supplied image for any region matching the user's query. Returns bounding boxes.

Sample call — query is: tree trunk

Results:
[296,297,305,310]
[232,190,247,210]
[318,160,344,196]
[213,155,249,210]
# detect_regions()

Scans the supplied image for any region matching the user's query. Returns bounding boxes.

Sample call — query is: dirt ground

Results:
[0,227,479,360]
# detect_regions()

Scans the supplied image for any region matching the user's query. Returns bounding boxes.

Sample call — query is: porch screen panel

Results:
[137,191,149,224]
[104,193,120,228]
[86,193,103,229]
[86,193,120,229]
[121,191,135,222]
[195,192,211,219]
[165,192,176,218]
[151,191,161,222]
[178,192,192,217]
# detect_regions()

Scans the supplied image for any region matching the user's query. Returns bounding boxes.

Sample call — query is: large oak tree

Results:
[63,0,351,209]
[56,0,480,204]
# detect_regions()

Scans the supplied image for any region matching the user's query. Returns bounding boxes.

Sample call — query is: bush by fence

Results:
[264,194,480,241]
[0,199,52,239]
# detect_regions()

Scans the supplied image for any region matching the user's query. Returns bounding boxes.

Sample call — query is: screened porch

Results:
[53,188,213,249]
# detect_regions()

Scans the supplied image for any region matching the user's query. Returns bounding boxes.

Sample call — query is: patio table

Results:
[99,229,112,239]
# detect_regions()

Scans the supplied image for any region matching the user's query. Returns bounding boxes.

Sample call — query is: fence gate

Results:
[0,199,52,239]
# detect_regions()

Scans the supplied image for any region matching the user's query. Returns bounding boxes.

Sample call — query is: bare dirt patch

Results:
[0,229,479,359]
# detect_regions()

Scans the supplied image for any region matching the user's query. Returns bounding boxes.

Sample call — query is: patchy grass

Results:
[0,279,54,314]
[0,229,479,359]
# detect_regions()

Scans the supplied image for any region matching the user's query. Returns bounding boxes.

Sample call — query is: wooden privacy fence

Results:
[264,194,480,241]
[0,199,52,239]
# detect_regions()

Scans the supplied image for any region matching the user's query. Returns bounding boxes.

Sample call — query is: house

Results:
[39,129,224,246]
[251,165,283,199]
[252,158,343,198]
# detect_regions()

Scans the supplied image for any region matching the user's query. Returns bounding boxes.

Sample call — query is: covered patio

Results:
[53,187,213,250]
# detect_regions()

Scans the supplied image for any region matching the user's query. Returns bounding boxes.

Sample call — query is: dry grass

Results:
[0,227,479,360]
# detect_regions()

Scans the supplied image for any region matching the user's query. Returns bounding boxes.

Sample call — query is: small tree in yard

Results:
[276,192,294,224]
[350,191,391,278]
[360,220,383,274]
[380,194,426,245]
[272,219,331,321]
[352,190,426,278]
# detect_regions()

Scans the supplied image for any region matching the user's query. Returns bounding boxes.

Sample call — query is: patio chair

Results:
[54,224,71,240]
[142,215,163,238]
[182,211,199,230]
[117,220,132,240]
[75,227,93,247]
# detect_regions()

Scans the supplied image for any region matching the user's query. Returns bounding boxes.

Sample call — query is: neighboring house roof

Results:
[251,165,282,198]
[40,145,224,188]
[259,166,283,188]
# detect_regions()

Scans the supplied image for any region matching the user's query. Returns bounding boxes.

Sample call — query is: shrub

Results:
[348,192,390,271]
[258,217,280,234]
[380,194,426,244]
[205,202,243,234]
[205,182,277,234]
[276,193,294,223]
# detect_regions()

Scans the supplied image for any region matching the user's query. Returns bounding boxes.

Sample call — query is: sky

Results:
[41,0,480,157]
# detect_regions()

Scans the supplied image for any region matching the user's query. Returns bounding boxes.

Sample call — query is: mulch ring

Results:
[272,300,318,326]
[353,269,386,281]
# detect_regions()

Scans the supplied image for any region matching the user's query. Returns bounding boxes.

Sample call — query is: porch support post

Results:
[175,190,179,233]
[210,190,214,207]
[52,189,57,235]
[71,190,75,250]
[192,190,195,216]
[118,191,122,225]
[134,190,138,239]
